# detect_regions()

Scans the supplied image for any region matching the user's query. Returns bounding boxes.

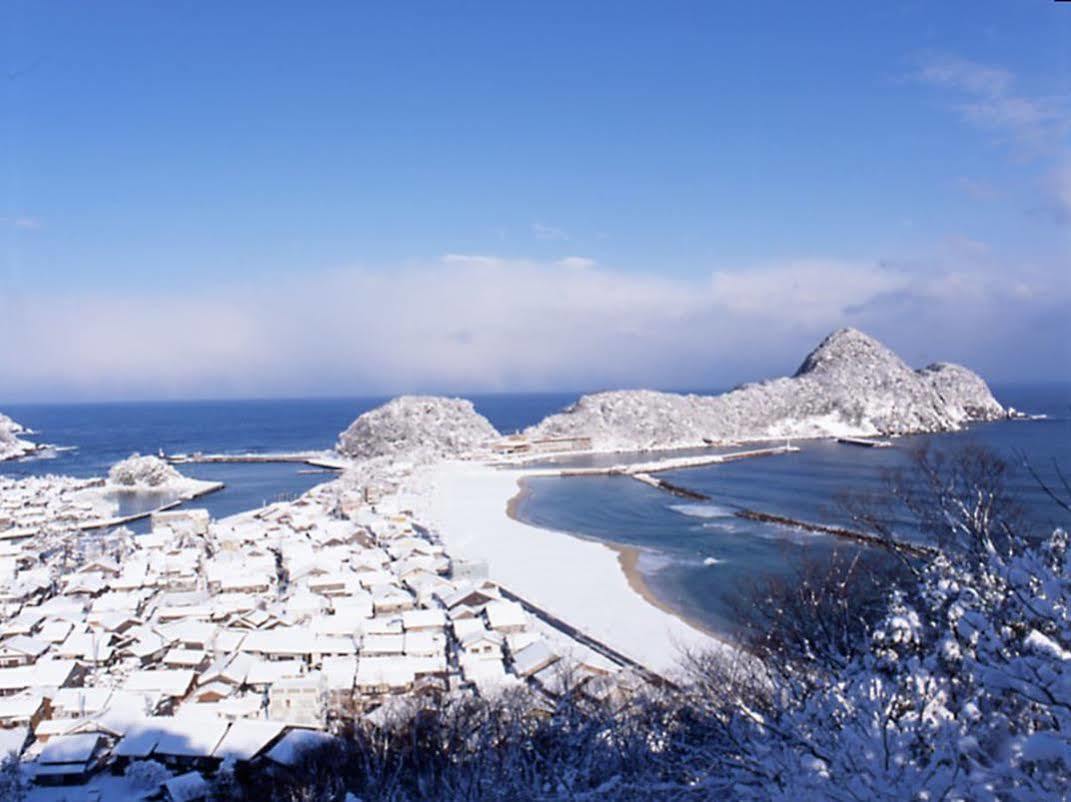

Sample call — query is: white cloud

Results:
[557,256,596,270]
[531,222,568,241]
[1,252,1065,401]
[441,253,504,268]
[915,55,1071,152]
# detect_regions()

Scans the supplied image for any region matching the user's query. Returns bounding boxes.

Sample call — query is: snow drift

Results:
[526,328,1006,451]
[337,396,500,460]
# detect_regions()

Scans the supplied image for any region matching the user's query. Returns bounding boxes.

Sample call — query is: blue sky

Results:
[2,2,1069,401]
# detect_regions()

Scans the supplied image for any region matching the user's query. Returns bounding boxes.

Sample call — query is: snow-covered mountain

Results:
[0,412,37,462]
[526,328,1005,451]
[337,396,500,460]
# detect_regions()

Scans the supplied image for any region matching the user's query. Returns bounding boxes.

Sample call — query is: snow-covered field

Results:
[406,460,726,676]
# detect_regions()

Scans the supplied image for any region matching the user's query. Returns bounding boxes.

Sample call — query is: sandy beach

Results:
[407,460,727,676]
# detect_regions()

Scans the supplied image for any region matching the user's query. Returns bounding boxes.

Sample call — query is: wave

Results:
[702,556,724,566]
[669,503,736,519]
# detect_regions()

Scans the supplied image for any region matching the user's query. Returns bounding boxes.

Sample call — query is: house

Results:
[403,631,446,658]
[54,631,116,665]
[50,687,115,719]
[123,669,196,709]
[361,632,404,657]
[371,585,414,615]
[33,732,108,786]
[163,647,210,671]
[485,600,529,634]
[245,658,305,690]
[354,657,416,695]
[268,672,327,727]
[459,629,503,661]
[320,656,357,709]
[153,716,229,770]
[441,584,499,611]
[400,608,445,633]
[0,634,50,667]
[0,692,48,729]
[264,728,333,768]
[211,719,285,763]
[510,640,560,678]
[0,659,81,697]
[152,509,211,538]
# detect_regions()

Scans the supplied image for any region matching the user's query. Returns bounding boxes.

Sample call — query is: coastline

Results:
[408,460,727,675]
[508,475,722,640]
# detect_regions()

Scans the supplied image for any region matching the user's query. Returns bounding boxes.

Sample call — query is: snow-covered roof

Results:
[212,719,285,761]
[123,669,195,697]
[511,639,559,677]
[401,608,445,631]
[38,733,100,764]
[154,716,229,758]
[0,692,44,719]
[265,729,333,766]
[485,600,528,631]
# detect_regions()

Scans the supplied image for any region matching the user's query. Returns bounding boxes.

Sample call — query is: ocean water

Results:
[3,386,1067,635]
[0,394,576,523]
[510,383,1071,637]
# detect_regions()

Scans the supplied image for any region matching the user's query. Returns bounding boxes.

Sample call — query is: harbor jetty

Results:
[733,508,936,558]
[522,445,798,500]
[165,451,348,469]
[836,436,893,448]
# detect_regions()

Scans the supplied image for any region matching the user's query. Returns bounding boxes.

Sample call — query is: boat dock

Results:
[79,481,226,531]
[165,452,348,470]
[530,444,800,480]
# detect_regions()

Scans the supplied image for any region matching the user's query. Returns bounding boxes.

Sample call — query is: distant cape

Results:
[335,328,1006,458]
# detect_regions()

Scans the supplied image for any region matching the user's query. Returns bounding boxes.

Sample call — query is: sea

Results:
[2,385,1068,637]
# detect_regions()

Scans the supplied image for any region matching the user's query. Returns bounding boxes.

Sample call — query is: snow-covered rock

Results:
[108,454,184,488]
[337,396,500,460]
[527,328,1006,451]
[0,412,37,462]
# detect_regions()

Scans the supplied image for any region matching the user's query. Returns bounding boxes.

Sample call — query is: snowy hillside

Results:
[108,454,185,488]
[526,328,1006,451]
[0,412,38,461]
[337,396,500,460]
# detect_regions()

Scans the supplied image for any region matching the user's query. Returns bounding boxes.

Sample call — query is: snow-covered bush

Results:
[108,454,182,488]
[0,752,27,802]
[125,758,172,789]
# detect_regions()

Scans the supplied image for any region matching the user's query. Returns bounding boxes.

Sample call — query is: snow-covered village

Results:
[5,4,1070,800]
[0,452,646,800]
[0,328,1068,800]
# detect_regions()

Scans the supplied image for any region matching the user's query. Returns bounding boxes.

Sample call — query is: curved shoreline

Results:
[505,474,721,640]
[413,461,725,674]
